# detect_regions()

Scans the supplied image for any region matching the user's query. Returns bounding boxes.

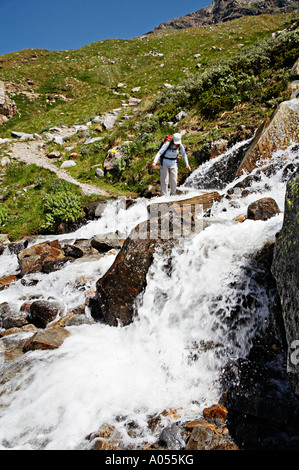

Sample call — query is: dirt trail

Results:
[6,137,110,197]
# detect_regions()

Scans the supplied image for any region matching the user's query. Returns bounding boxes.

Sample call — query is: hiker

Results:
[152,133,191,196]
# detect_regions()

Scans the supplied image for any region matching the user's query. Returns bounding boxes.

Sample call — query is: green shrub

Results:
[150,30,299,120]
[0,207,9,226]
[41,191,83,230]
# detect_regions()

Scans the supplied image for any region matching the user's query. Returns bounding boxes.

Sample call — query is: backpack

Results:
[159,135,176,166]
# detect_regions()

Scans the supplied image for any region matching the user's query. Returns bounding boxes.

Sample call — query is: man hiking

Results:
[152,133,191,197]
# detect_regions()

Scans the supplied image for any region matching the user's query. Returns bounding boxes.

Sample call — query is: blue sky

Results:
[0,0,211,55]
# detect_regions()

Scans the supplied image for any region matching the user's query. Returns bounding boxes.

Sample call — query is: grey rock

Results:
[159,424,185,450]
[101,114,117,130]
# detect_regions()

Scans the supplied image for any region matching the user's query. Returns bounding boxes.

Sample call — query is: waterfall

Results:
[0,142,298,450]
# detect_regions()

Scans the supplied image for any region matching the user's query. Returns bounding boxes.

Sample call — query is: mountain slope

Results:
[0,13,298,240]
[153,0,299,31]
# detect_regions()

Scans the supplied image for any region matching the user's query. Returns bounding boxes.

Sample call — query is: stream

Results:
[0,141,298,450]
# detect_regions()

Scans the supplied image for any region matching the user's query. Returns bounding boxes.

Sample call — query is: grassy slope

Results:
[0,13,298,240]
[0,14,294,133]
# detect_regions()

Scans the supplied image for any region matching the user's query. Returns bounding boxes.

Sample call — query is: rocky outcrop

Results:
[221,240,299,450]
[95,192,222,327]
[272,168,299,397]
[152,0,298,32]
[237,98,299,176]
[95,218,179,327]
[0,81,16,125]
[185,139,251,190]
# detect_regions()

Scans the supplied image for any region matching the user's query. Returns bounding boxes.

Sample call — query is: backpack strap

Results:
[160,136,173,166]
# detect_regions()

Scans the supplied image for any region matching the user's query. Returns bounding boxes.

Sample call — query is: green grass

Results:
[0,162,97,240]
[0,13,295,135]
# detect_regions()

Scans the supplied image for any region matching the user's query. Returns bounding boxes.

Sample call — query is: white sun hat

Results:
[173,133,182,145]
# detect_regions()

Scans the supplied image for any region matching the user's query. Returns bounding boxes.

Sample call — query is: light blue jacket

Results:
[154,141,189,167]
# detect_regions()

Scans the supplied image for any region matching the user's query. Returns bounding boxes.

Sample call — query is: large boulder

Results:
[237,98,299,176]
[95,217,180,327]
[247,197,280,221]
[17,240,66,276]
[272,169,299,397]
[147,192,222,218]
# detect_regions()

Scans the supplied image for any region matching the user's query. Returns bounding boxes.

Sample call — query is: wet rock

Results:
[247,197,280,221]
[203,404,228,422]
[210,139,229,159]
[0,324,36,338]
[185,423,215,450]
[185,418,238,451]
[63,314,96,327]
[63,244,85,258]
[91,233,124,253]
[0,274,18,291]
[41,257,73,273]
[88,423,123,450]
[0,305,29,329]
[17,240,66,276]
[83,199,109,219]
[30,300,62,328]
[95,218,179,327]
[8,239,29,254]
[148,192,223,218]
[0,327,23,337]
[272,169,299,397]
[159,424,185,450]
[22,326,70,352]
[185,140,250,190]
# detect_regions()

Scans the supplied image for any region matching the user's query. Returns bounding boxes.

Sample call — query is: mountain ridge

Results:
[152,0,299,32]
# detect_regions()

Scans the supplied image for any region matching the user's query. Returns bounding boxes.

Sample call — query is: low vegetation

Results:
[0,13,298,240]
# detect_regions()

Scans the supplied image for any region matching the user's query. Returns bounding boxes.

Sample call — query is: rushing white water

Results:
[0,143,298,450]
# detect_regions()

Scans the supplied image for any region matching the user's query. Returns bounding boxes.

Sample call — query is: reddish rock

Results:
[17,240,66,276]
[0,274,18,291]
[22,326,70,352]
[247,197,280,221]
[203,404,228,422]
